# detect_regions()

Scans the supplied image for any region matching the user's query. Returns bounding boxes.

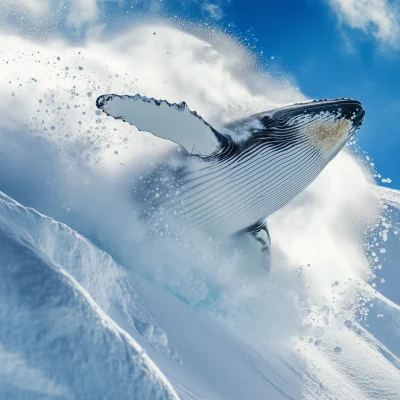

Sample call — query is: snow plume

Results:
[0,20,382,359]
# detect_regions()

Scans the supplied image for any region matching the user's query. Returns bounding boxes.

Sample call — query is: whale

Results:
[96,94,365,272]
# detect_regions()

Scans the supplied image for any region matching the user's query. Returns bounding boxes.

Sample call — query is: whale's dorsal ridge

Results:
[96,93,230,158]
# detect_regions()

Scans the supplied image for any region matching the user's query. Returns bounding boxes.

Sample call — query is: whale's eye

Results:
[261,115,271,126]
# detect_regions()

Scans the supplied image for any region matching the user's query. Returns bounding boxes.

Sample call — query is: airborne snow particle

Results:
[333,346,342,354]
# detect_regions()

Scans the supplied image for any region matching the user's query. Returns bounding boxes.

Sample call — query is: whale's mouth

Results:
[348,104,365,135]
[330,99,365,136]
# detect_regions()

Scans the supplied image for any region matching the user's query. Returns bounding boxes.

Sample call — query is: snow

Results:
[0,21,399,400]
[2,187,399,399]
[1,178,400,399]
[0,193,179,400]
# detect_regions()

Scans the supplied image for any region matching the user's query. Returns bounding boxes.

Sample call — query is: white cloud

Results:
[66,0,100,28]
[0,1,230,32]
[329,0,400,47]
[202,3,224,19]
[4,0,50,15]
[0,0,100,30]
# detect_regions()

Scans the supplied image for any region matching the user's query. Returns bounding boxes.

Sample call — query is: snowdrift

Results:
[0,192,179,400]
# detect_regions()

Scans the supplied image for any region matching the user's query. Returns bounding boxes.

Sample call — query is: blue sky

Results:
[2,0,399,188]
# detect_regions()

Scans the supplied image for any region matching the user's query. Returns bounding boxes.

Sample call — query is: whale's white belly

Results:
[172,141,323,236]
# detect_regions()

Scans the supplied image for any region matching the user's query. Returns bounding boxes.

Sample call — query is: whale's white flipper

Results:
[97,94,228,157]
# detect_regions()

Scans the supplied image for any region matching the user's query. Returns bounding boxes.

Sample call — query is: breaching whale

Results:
[96,94,365,272]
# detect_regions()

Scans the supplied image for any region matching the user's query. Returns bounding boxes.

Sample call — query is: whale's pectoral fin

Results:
[232,220,271,274]
[246,220,271,273]
[96,94,230,157]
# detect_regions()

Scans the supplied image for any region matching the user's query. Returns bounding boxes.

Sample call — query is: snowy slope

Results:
[0,193,179,400]
[0,191,306,400]
[1,188,400,399]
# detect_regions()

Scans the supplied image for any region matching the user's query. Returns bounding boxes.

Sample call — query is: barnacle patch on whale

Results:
[307,117,352,155]
[288,110,352,157]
